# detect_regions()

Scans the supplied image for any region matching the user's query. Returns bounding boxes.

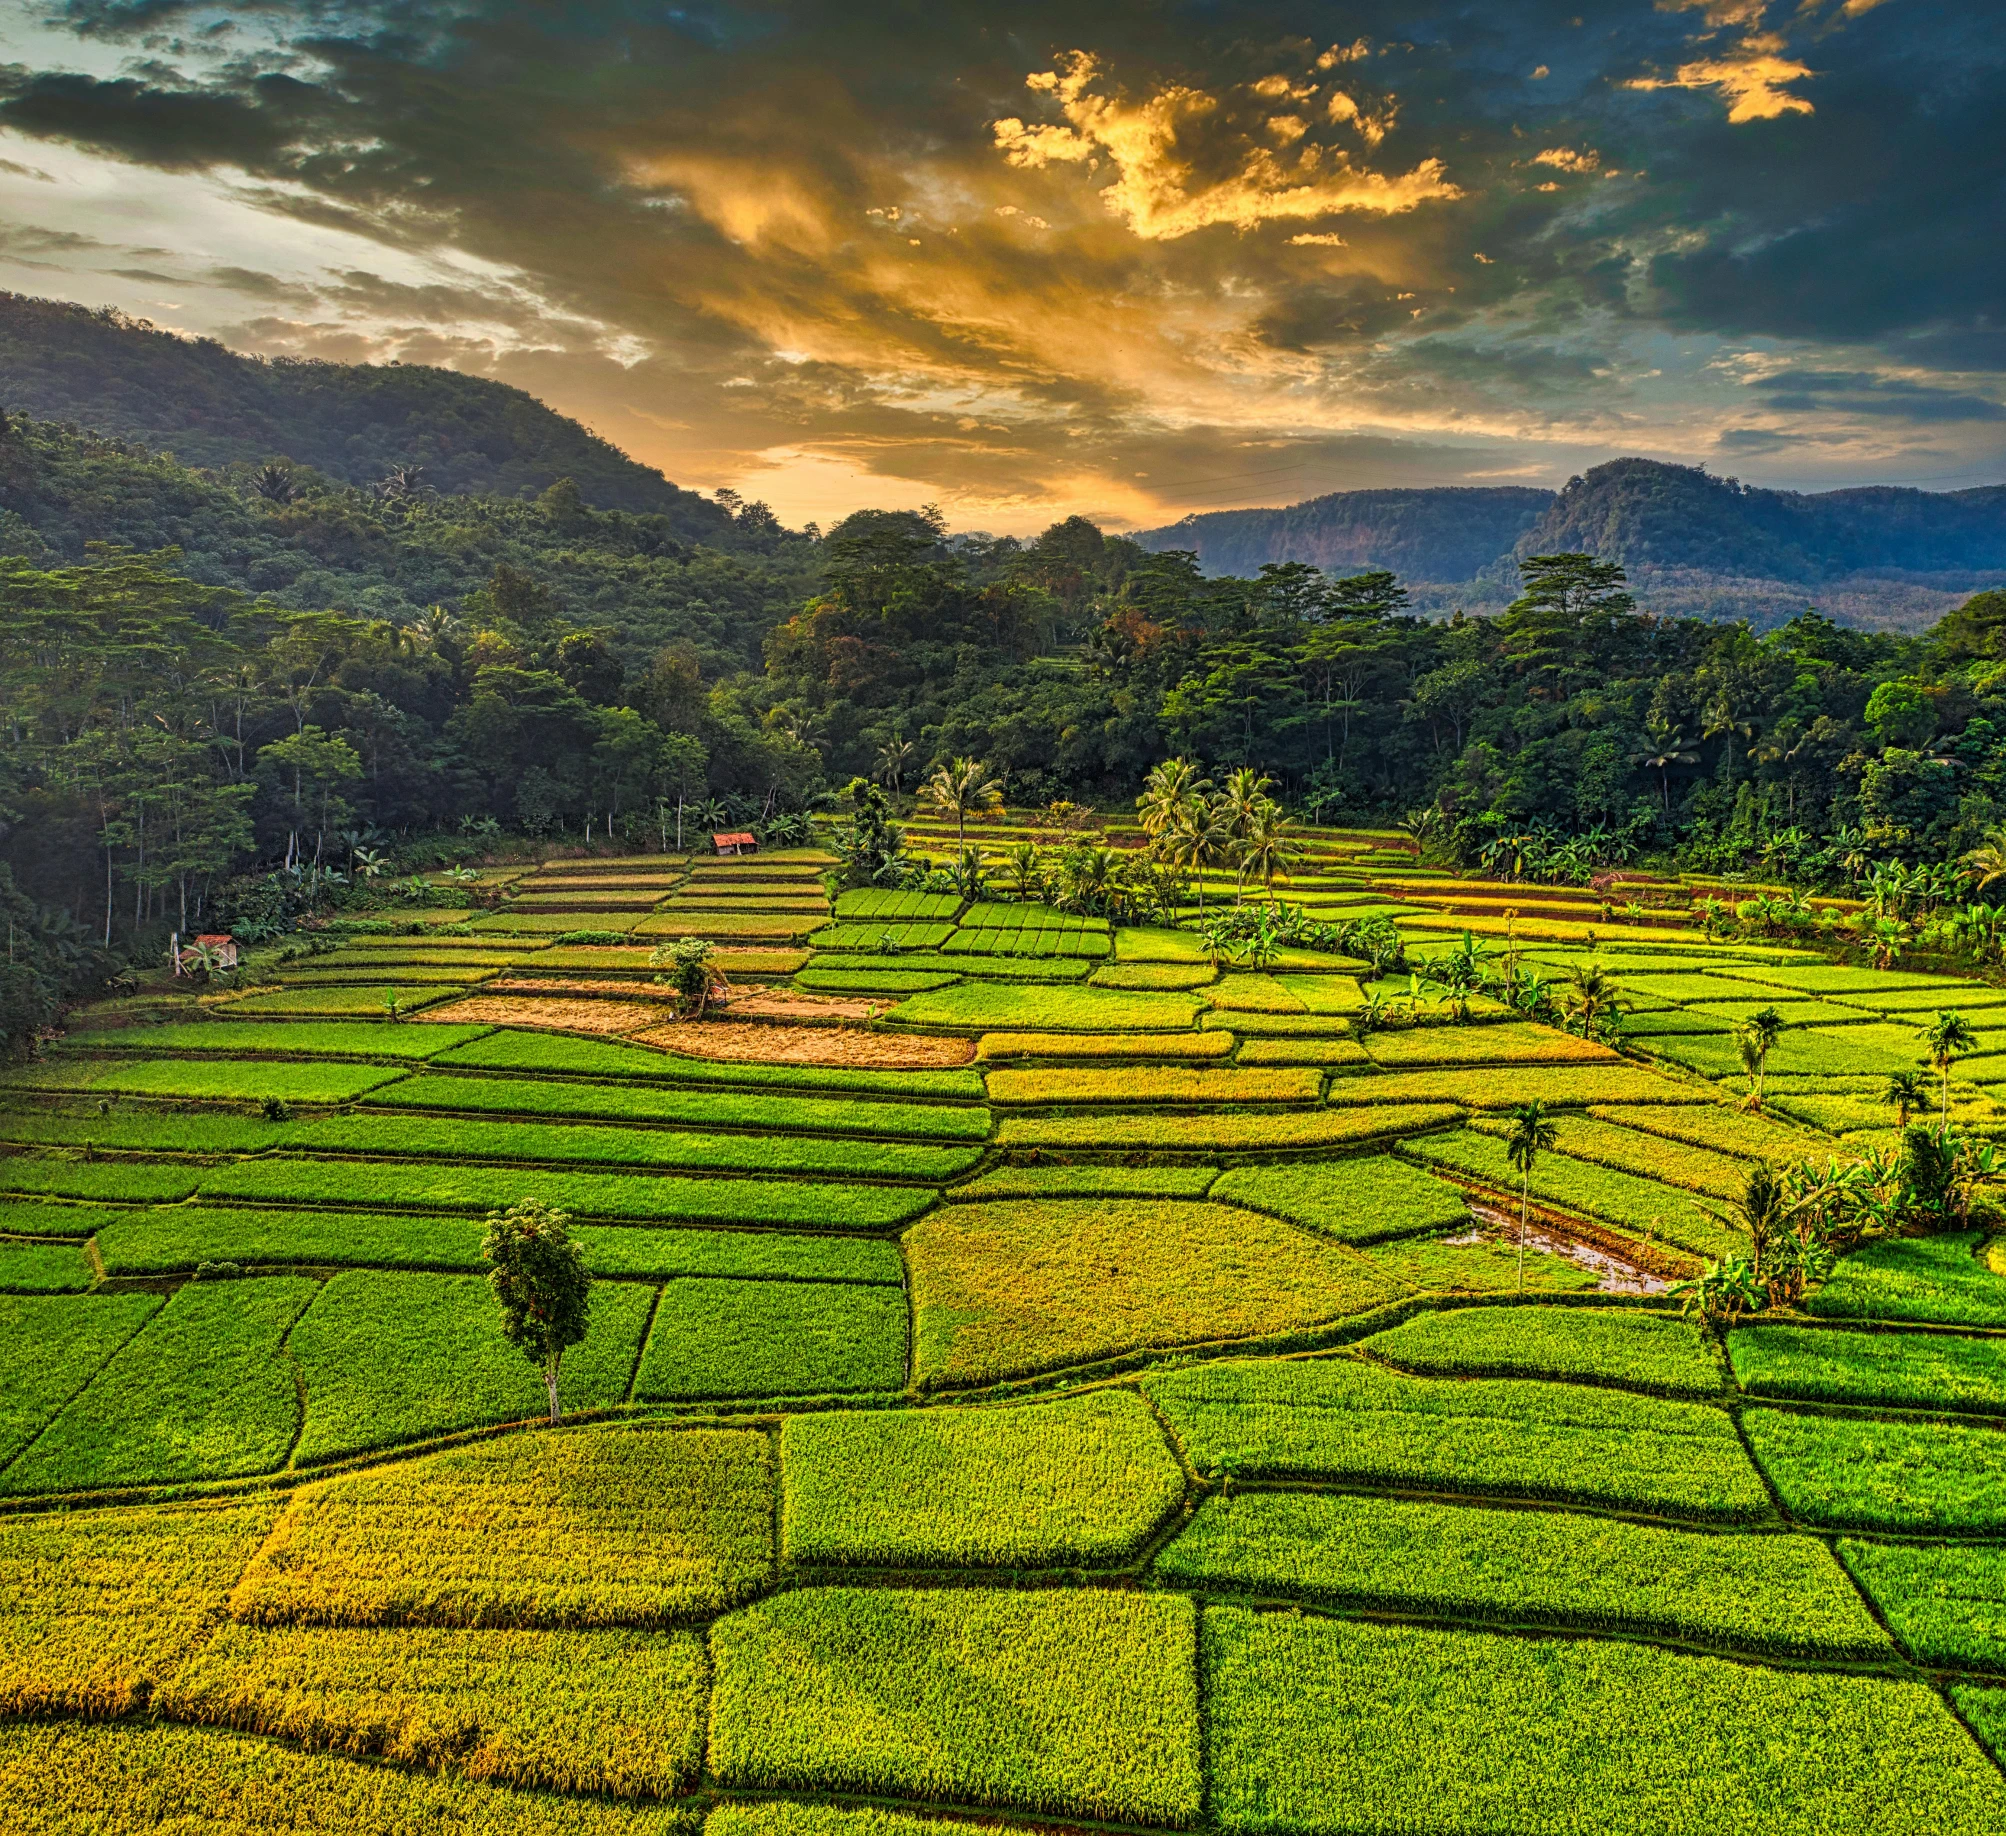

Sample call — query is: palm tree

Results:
[1636,726,1698,812]
[1004,840,1042,901]
[1920,1010,1980,1129]
[921,756,1004,855]
[1882,1070,1929,1129]
[1737,1006,1787,1110]
[1168,796,1234,914]
[1136,757,1210,843]
[252,461,300,505]
[874,730,914,808]
[1732,1162,1791,1293]
[377,463,429,501]
[1963,828,2006,897]
[1564,962,1625,1040]
[1235,802,1302,902]
[1505,1099,1558,1294]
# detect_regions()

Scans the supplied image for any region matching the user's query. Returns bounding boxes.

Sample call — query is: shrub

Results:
[197,1158,937,1227]
[1729,1323,2006,1415]
[432,1028,985,1101]
[1147,1357,1768,1521]
[985,1065,1321,1106]
[947,1165,1218,1202]
[1,1278,316,1496]
[707,1587,1202,1825]
[1201,1608,2006,1836]
[975,1029,1230,1061]
[1401,1128,1740,1262]
[288,1270,653,1465]
[1210,1156,1468,1246]
[158,1621,708,1799]
[997,1103,1462,1155]
[232,1426,772,1627]
[884,982,1202,1034]
[279,1113,981,1182]
[373,1070,991,1142]
[1363,1305,1724,1398]
[780,1392,1183,1569]
[907,1199,1396,1388]
[1805,1231,2006,1326]
[1160,1492,1884,1659]
[1743,1407,2006,1532]
[633,1278,907,1401]
[0,1720,694,1835]
[0,1292,161,1467]
[0,1501,279,1716]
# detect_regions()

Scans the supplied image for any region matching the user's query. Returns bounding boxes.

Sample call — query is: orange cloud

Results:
[992,51,1457,241]
[1626,32,1816,122]
[1532,146,1601,172]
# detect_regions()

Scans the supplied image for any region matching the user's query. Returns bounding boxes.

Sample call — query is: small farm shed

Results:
[712,831,759,856]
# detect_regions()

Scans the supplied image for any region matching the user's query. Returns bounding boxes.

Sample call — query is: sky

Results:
[0,0,1998,534]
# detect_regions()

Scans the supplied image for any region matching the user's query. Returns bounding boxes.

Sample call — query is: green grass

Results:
[631,1277,906,1400]
[0,1110,290,1154]
[997,1103,1463,1155]
[1839,1540,2006,1671]
[985,1065,1321,1106]
[157,1621,709,1799]
[807,952,1088,984]
[0,1292,162,1468]
[886,982,1202,1034]
[224,985,470,1015]
[373,1070,990,1140]
[1807,1232,2006,1326]
[1089,962,1217,990]
[946,1165,1218,1201]
[473,910,647,934]
[909,1199,1396,1388]
[1585,1101,1836,1163]
[279,1112,982,1181]
[780,1392,1183,1568]
[1401,1128,1739,1261]
[1644,1028,1922,1080]
[72,1020,490,1060]
[1356,1231,1603,1296]
[975,1029,1232,1061]
[1210,1156,1469,1245]
[1362,1021,1618,1067]
[0,1278,317,1496]
[1744,1407,2006,1532]
[232,1426,773,1628]
[707,1586,1202,1825]
[4,1057,407,1104]
[796,968,960,993]
[1494,1115,1755,1203]
[1160,1491,1885,1659]
[1148,1357,1768,1521]
[1328,1063,1707,1108]
[0,1157,201,1205]
[0,1720,696,1835]
[1730,1323,2006,1415]
[834,890,963,920]
[289,1270,654,1465]
[1202,1608,2006,1836]
[0,1240,92,1291]
[199,1157,937,1227]
[1363,1305,1724,1398]
[808,922,958,949]
[0,1198,125,1237]
[0,1500,280,1717]
[1114,925,1209,962]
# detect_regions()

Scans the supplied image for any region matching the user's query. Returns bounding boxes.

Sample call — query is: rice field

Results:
[8,821,2006,1829]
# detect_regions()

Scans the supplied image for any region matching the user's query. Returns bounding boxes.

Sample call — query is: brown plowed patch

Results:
[634,1019,975,1068]
[417,996,661,1033]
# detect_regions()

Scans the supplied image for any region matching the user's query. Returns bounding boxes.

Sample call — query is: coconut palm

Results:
[1136,757,1210,842]
[1736,1006,1787,1110]
[1235,802,1302,902]
[1963,828,2006,897]
[1505,1099,1558,1295]
[1920,1010,1980,1129]
[873,730,914,808]
[921,756,1004,855]
[1564,962,1625,1040]
[1882,1070,1929,1129]
[252,461,300,505]
[1167,796,1234,913]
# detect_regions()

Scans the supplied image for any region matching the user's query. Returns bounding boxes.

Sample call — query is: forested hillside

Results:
[0,293,729,525]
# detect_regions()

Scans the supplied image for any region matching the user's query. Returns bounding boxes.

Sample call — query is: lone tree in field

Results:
[922,755,1003,854]
[1505,1099,1558,1295]
[483,1200,591,1426]
[1883,1070,1929,1129]
[1737,1007,1786,1109]
[1921,1011,1979,1129]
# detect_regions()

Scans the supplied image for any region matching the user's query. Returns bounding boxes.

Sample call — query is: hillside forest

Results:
[5,383,2006,1036]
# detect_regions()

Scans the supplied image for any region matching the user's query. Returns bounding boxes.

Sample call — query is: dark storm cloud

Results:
[0,0,1996,522]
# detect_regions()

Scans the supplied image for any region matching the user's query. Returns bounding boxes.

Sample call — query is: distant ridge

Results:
[0,292,733,535]
[1136,458,2006,630]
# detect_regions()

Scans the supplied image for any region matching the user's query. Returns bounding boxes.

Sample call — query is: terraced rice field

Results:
[9,821,2006,1831]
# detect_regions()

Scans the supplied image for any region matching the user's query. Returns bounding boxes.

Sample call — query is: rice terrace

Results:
[12,805,2006,1835]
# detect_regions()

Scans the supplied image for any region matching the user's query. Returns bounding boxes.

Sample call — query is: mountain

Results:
[1136,458,2006,630]
[0,292,732,533]
[1135,486,1553,588]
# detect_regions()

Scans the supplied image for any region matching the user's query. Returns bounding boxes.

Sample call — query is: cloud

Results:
[991,50,1458,241]
[1625,32,1817,122]
[1532,146,1600,172]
